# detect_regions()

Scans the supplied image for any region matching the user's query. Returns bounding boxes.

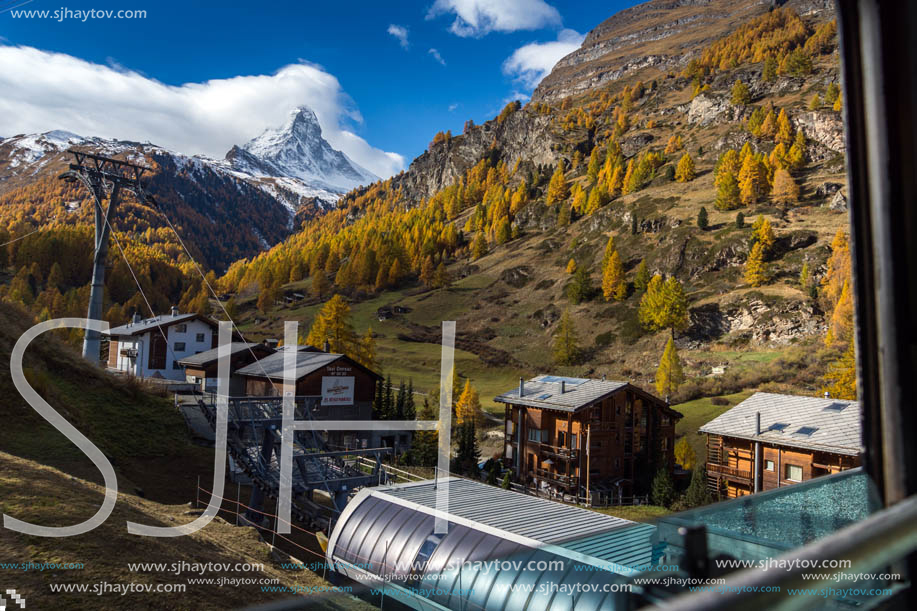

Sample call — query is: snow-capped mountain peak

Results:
[226,106,378,193]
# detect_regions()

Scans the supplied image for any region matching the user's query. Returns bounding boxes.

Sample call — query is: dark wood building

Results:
[700,392,863,498]
[235,347,395,451]
[177,341,275,395]
[495,375,682,503]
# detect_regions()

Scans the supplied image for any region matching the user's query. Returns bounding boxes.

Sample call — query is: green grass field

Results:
[673,390,754,465]
[588,504,673,523]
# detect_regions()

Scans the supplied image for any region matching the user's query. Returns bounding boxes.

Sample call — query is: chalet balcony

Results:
[537,443,579,460]
[534,468,579,488]
[707,462,752,482]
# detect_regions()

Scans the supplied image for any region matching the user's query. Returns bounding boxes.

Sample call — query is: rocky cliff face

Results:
[391,109,562,203]
[533,0,836,103]
[533,0,773,102]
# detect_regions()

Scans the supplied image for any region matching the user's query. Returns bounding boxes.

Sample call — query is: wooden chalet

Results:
[700,392,863,498]
[177,341,275,395]
[495,375,682,503]
[235,347,397,451]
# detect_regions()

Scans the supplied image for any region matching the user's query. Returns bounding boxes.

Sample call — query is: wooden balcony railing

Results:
[533,468,579,487]
[537,443,579,460]
[707,462,752,481]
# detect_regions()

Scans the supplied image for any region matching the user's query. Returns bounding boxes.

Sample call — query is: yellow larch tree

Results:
[675,152,696,182]
[744,241,769,287]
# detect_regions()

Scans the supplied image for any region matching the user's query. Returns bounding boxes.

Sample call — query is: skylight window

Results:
[768,423,790,432]
[794,426,818,436]
[823,402,847,412]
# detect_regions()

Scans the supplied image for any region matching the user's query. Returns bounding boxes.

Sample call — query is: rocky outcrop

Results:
[795,111,846,154]
[828,190,847,210]
[500,265,534,288]
[533,0,779,102]
[689,296,824,346]
[686,94,738,126]
[391,109,561,202]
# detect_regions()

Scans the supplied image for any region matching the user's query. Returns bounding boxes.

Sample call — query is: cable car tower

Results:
[59,151,155,363]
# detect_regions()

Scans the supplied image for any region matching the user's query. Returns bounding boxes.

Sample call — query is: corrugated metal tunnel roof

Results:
[326,478,659,610]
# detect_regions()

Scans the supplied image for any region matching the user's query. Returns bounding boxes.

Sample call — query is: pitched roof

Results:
[699,392,863,455]
[106,312,215,337]
[176,342,273,368]
[494,374,673,415]
[234,347,381,381]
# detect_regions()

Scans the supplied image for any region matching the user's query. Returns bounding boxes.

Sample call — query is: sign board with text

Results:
[321,376,355,406]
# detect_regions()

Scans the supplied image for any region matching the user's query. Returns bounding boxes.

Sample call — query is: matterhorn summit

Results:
[225,106,378,193]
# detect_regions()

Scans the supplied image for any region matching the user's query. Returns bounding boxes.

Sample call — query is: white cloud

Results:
[448,103,459,112]
[503,91,531,105]
[427,0,561,37]
[428,48,446,66]
[502,28,584,88]
[387,24,409,49]
[0,45,403,178]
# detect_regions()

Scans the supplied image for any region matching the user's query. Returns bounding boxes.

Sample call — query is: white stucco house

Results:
[105,308,218,381]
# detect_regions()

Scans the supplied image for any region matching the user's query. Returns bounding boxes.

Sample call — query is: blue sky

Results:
[0,0,633,176]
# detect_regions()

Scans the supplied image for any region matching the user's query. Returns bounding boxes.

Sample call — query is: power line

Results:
[0,226,45,248]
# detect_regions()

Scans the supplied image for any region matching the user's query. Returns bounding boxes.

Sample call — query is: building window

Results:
[615,458,620,469]
[174,342,186,352]
[661,437,668,452]
[570,433,577,450]
[785,464,803,482]
[196,333,205,342]
[765,460,775,471]
[175,323,187,333]
[527,428,544,443]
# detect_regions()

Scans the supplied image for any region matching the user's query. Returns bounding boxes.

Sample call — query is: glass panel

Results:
[656,468,881,562]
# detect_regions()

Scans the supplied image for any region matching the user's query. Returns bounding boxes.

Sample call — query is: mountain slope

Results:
[0,131,293,271]
[0,295,368,609]
[218,0,848,410]
[0,105,377,272]
[534,0,835,102]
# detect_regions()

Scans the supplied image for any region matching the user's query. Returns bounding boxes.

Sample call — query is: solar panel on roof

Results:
[794,426,818,436]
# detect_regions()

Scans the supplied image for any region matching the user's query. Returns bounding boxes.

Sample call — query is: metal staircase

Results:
[199,395,393,530]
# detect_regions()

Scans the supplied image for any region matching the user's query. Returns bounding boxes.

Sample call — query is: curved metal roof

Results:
[327,478,658,610]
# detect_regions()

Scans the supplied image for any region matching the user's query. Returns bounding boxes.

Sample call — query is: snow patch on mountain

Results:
[0,104,374,231]
[227,106,378,193]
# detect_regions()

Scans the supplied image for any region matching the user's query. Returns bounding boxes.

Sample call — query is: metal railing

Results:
[652,494,917,611]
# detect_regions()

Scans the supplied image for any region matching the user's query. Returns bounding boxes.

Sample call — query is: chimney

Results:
[560,380,566,394]
[170,305,179,317]
[323,339,331,353]
[601,374,606,382]
[132,312,142,324]
[519,377,525,397]
[756,411,761,436]
[824,391,831,399]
